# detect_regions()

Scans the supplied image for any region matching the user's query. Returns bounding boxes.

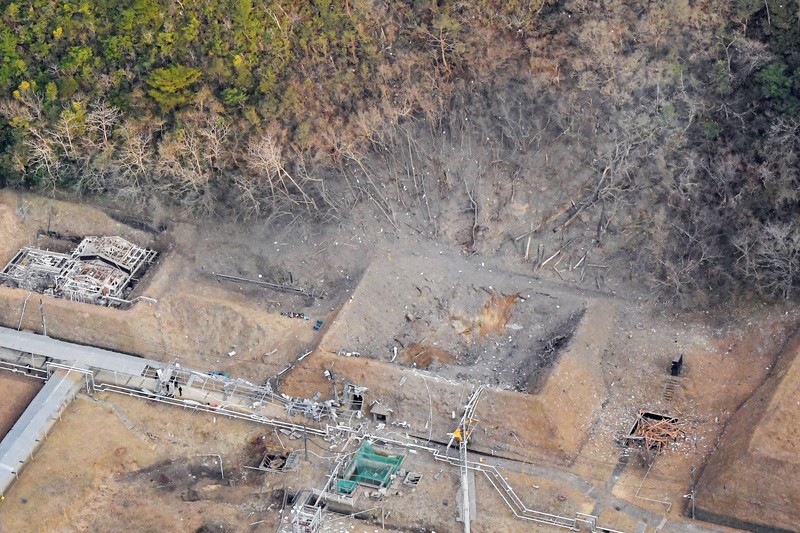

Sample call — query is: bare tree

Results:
[156,128,217,214]
[50,107,83,163]
[107,120,156,207]
[241,133,317,211]
[23,128,61,192]
[113,121,154,183]
[734,223,800,299]
[85,101,122,148]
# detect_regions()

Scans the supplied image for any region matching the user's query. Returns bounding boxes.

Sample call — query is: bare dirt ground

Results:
[693,326,800,531]
[0,374,41,439]
[0,188,798,533]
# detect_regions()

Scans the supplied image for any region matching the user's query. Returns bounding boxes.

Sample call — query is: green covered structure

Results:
[336,443,404,494]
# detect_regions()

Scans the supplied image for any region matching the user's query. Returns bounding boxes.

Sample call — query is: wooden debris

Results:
[539,249,560,269]
[628,412,685,451]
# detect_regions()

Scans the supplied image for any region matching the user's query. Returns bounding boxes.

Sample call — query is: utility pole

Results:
[18,292,33,331]
[689,464,696,519]
[39,299,46,336]
[448,385,484,533]
[303,425,308,461]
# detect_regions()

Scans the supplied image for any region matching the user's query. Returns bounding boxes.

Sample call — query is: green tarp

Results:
[338,443,404,491]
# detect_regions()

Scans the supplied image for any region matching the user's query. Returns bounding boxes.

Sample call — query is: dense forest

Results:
[0,0,799,301]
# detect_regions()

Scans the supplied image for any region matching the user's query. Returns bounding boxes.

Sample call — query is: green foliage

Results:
[712,59,732,96]
[757,62,793,101]
[732,0,762,19]
[61,45,93,76]
[45,81,58,102]
[759,62,792,98]
[222,87,248,107]
[700,120,721,139]
[0,29,26,93]
[59,76,78,99]
[146,65,201,111]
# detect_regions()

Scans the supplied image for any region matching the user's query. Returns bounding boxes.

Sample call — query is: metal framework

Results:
[292,503,323,533]
[338,442,404,490]
[0,328,629,533]
[0,248,73,293]
[58,260,131,304]
[447,385,484,533]
[291,456,348,533]
[72,236,156,274]
[0,236,156,307]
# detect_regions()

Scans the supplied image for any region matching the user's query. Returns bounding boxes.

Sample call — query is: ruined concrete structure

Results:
[0,236,156,306]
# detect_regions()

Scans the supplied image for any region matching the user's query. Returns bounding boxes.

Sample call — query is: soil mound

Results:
[694,328,800,532]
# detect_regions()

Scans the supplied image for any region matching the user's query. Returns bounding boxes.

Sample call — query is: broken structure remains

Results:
[369,402,392,423]
[624,411,684,451]
[0,236,156,306]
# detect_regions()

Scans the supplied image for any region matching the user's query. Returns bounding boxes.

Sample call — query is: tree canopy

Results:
[0,0,799,301]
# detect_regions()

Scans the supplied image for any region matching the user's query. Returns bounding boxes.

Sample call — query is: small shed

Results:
[370,403,393,423]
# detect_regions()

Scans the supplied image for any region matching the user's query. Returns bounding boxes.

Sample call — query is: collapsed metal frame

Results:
[57,260,131,304]
[0,248,74,293]
[0,236,157,307]
[292,503,323,533]
[72,236,157,274]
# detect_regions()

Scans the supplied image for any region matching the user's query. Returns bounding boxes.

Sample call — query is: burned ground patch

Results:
[515,309,586,394]
[125,458,226,491]
[396,343,458,369]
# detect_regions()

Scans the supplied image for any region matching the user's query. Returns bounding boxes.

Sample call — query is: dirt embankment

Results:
[0,374,42,439]
[0,191,327,383]
[694,326,800,532]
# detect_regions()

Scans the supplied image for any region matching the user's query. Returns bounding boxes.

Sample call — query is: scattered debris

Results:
[285,397,340,422]
[214,272,318,298]
[663,376,680,402]
[403,472,423,486]
[254,451,300,472]
[624,411,685,451]
[281,311,309,320]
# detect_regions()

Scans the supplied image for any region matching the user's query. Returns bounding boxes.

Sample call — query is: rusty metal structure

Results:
[0,236,156,307]
[624,411,684,451]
